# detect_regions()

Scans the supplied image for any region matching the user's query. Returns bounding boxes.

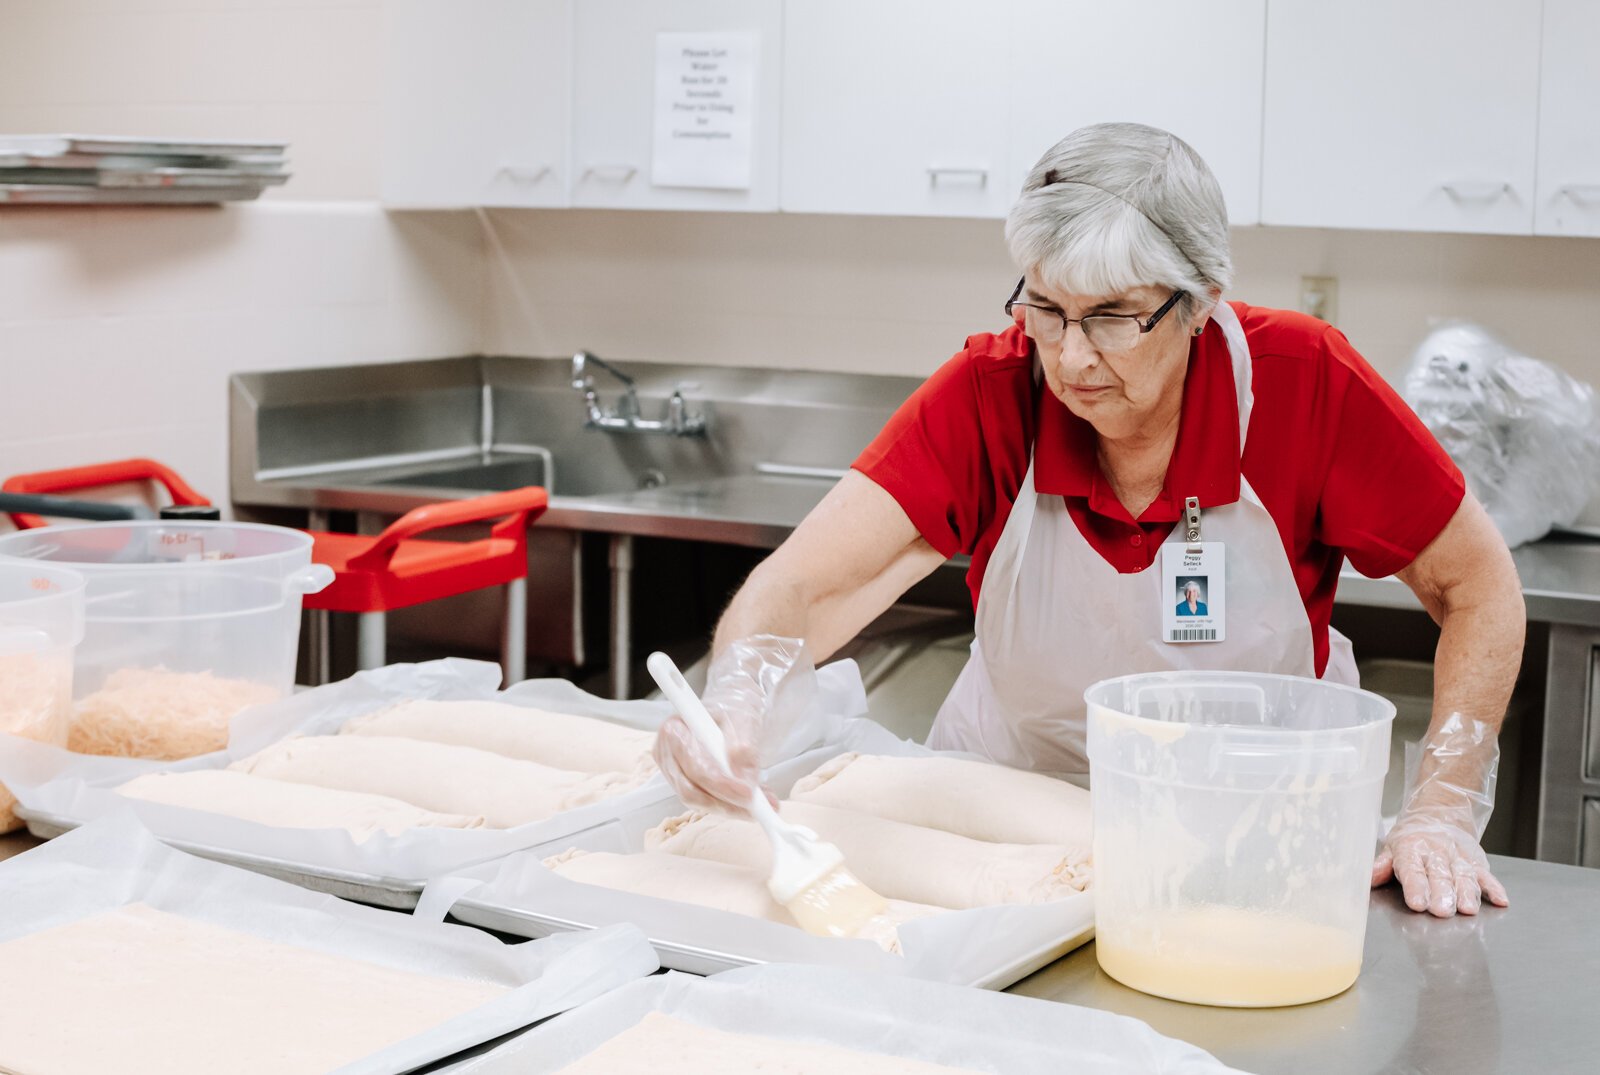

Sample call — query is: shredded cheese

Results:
[70,668,278,761]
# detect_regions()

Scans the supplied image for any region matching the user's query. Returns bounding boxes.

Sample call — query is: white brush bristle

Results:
[784,866,889,939]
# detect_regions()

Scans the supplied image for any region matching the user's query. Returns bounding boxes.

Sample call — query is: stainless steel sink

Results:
[228,354,926,688]
[371,457,552,493]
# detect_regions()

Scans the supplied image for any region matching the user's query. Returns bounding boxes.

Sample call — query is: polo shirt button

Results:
[1130,533,1143,547]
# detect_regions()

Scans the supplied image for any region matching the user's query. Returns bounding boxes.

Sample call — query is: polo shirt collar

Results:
[1031,320,1243,524]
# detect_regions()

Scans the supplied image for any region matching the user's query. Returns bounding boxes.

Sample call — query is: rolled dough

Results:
[231,734,648,828]
[645,801,1090,909]
[555,1011,984,1074]
[342,698,657,776]
[0,903,507,1075]
[543,848,942,954]
[115,769,487,839]
[790,752,1093,846]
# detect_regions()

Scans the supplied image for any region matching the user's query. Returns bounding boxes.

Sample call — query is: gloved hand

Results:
[652,635,810,814]
[1372,713,1508,917]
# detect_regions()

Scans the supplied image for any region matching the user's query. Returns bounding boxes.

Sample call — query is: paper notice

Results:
[652,32,758,190]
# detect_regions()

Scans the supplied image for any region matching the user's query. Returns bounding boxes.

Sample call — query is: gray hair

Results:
[1005,123,1232,321]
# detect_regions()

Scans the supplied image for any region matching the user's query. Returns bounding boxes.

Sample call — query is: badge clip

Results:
[1184,496,1203,551]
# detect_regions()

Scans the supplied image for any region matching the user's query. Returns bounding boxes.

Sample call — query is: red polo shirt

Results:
[852,302,1465,676]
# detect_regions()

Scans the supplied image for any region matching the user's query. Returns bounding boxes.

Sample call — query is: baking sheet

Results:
[0,167,292,187]
[0,813,659,1075]
[0,183,270,204]
[422,719,1096,990]
[0,134,289,157]
[426,965,1245,1075]
[0,658,865,903]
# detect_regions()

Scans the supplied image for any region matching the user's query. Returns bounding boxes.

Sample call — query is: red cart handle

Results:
[345,486,549,572]
[3,458,210,530]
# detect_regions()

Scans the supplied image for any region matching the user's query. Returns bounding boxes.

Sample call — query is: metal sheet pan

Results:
[420,720,1096,992]
[0,183,268,204]
[445,896,1093,990]
[0,134,288,158]
[0,168,290,188]
[15,806,427,910]
[0,152,286,172]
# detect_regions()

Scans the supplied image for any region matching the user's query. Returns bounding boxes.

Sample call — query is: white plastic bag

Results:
[1402,321,1600,547]
[0,813,658,1075]
[438,966,1246,1075]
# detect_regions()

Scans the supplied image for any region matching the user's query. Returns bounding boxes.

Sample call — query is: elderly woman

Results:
[655,123,1524,919]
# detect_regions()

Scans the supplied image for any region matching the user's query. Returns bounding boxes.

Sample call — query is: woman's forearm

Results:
[710,471,947,663]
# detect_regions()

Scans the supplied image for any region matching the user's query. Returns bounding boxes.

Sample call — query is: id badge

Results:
[1162,540,1226,643]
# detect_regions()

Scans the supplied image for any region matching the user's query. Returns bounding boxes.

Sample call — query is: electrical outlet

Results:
[1299,275,1338,325]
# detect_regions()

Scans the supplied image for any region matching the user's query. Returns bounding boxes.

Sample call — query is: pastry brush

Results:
[646,650,888,939]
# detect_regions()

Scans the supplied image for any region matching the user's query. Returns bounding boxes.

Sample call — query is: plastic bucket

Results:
[0,522,332,704]
[0,561,86,826]
[1084,670,1395,1007]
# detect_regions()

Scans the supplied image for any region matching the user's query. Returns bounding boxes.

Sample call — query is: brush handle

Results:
[646,650,780,825]
[647,651,732,773]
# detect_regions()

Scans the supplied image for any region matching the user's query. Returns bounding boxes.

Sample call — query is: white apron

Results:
[928,301,1357,776]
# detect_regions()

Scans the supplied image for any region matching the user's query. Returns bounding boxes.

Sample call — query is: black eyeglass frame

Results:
[1004,277,1188,347]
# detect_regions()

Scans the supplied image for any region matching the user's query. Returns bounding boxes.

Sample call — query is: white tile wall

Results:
[481,209,1600,386]
[0,203,484,517]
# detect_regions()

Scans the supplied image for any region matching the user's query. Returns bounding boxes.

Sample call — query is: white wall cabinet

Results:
[1535,0,1600,237]
[384,1,1592,242]
[781,0,1011,218]
[1008,0,1266,226]
[382,0,571,209]
[570,0,783,211]
[1261,1,1542,234]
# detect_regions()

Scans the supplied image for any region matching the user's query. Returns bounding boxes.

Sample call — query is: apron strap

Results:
[1207,300,1255,447]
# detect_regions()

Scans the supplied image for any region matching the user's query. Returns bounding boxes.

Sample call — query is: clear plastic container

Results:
[0,561,86,827]
[1084,671,1395,1008]
[0,523,332,755]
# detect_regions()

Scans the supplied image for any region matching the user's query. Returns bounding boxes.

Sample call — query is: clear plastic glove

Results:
[1373,713,1508,918]
[652,635,812,814]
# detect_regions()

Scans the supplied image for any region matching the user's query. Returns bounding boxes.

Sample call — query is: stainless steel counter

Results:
[1008,856,1599,1074]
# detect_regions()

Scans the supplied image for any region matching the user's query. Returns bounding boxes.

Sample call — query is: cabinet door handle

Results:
[927,167,988,188]
[498,164,551,183]
[582,164,638,183]
[1440,181,1512,202]
[1557,184,1600,203]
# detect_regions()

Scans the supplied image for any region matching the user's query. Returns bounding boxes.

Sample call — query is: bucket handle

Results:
[1131,680,1268,725]
[0,625,52,657]
[1208,739,1364,778]
[285,564,334,597]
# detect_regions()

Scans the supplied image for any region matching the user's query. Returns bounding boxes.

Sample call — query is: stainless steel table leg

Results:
[610,534,634,700]
[502,576,527,686]
[307,609,331,686]
[357,611,386,671]
[305,508,331,686]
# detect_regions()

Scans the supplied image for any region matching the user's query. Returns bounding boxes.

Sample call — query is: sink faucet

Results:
[571,350,706,436]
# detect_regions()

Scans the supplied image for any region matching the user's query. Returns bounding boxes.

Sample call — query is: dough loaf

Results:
[231,734,647,828]
[0,903,506,1075]
[115,769,487,838]
[555,1011,985,1074]
[543,848,942,954]
[342,698,657,776]
[645,801,1090,909]
[790,752,1093,846]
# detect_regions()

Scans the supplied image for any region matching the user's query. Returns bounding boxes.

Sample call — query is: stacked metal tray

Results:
[0,134,289,204]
